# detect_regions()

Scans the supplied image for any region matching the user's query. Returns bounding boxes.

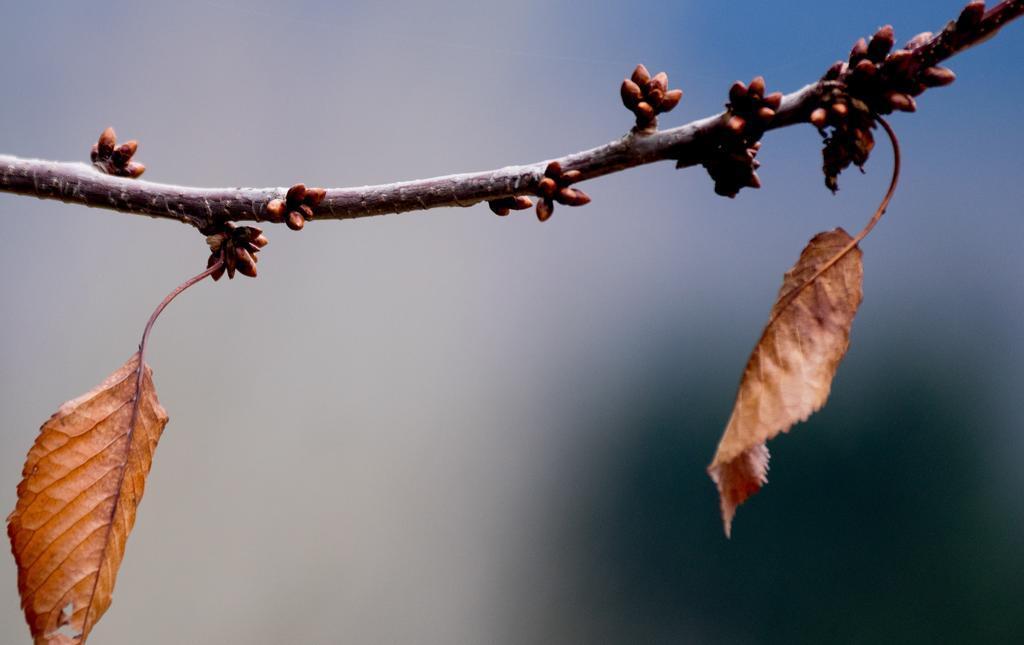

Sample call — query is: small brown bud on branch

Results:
[536,198,553,222]
[957,1,986,31]
[729,81,748,103]
[538,177,557,198]
[886,91,917,112]
[620,79,643,108]
[266,199,287,221]
[528,161,593,221]
[278,182,327,231]
[849,38,869,64]
[823,61,845,81]
[867,25,895,62]
[810,107,828,129]
[748,76,765,99]
[921,66,956,87]
[90,127,145,178]
[487,195,533,216]
[631,64,651,86]
[620,64,684,131]
[97,127,116,159]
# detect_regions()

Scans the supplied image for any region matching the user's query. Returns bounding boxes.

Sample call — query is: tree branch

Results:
[0,84,822,230]
[0,1,1020,233]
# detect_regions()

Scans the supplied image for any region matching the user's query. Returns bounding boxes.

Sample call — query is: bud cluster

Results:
[700,77,781,198]
[266,183,327,231]
[620,64,683,131]
[812,91,877,194]
[534,161,590,222]
[206,222,269,280]
[90,127,145,178]
[812,4,978,190]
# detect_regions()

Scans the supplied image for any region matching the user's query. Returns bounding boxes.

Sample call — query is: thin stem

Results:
[138,257,224,366]
[849,117,900,245]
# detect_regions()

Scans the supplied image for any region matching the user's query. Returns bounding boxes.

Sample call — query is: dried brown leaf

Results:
[7,352,168,644]
[708,228,863,536]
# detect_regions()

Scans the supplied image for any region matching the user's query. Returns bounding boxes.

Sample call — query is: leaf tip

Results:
[708,443,770,538]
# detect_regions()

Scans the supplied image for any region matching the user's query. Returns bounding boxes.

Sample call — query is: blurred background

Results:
[1,1,1022,643]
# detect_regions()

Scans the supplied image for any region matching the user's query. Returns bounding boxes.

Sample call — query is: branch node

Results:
[694,76,779,198]
[275,183,327,230]
[533,161,590,221]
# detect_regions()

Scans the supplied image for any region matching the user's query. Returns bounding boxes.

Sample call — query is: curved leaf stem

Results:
[138,256,224,365]
[766,116,900,327]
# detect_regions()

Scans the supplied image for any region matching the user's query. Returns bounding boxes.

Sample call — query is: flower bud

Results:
[729,81,748,103]
[303,187,327,205]
[631,64,650,86]
[660,88,683,112]
[849,38,868,63]
[512,196,533,210]
[112,140,137,167]
[536,199,553,222]
[287,210,306,230]
[286,183,306,205]
[957,2,985,32]
[810,107,828,128]
[538,177,557,198]
[98,127,116,158]
[266,199,286,220]
[886,91,916,112]
[747,76,765,99]
[620,79,643,108]
[867,25,895,62]
[648,72,668,95]
[921,66,956,87]
[823,61,845,81]
[559,188,590,206]
[854,59,877,78]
